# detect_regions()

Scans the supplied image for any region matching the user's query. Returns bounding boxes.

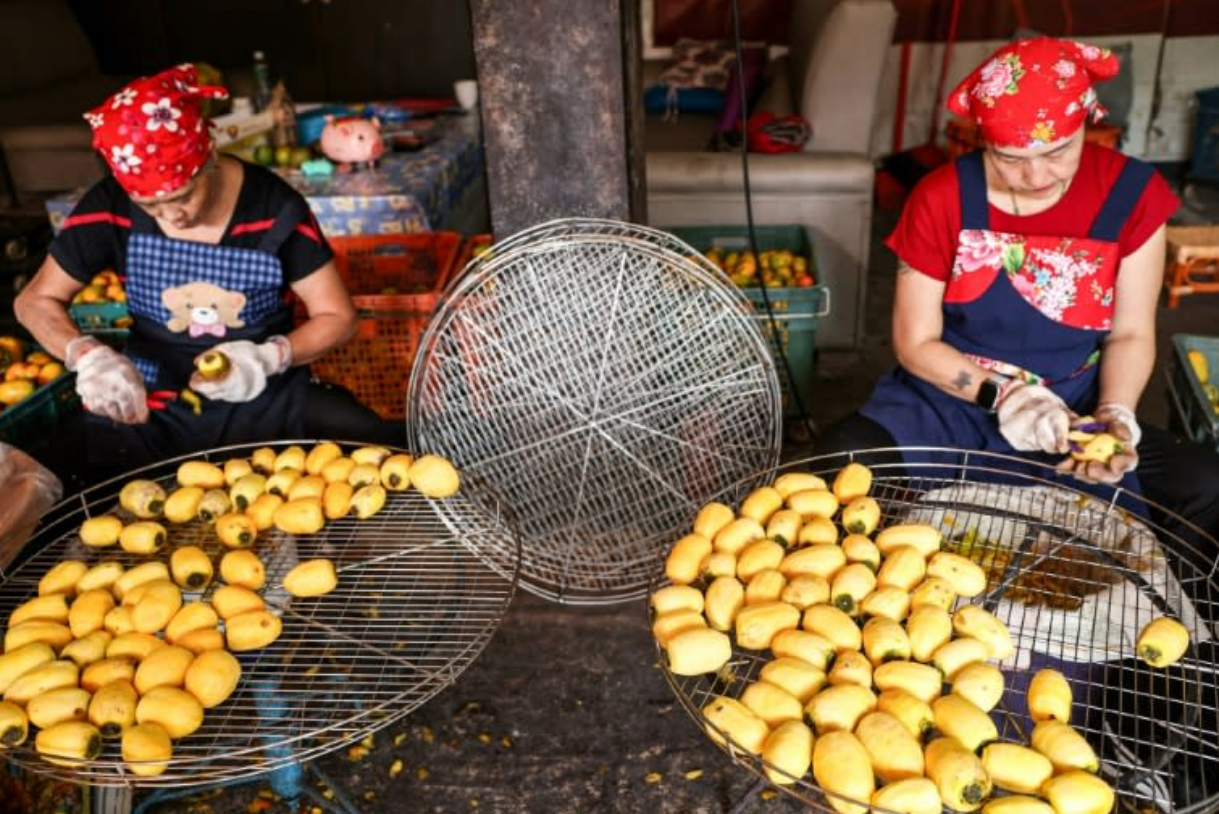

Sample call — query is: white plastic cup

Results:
[454,80,479,111]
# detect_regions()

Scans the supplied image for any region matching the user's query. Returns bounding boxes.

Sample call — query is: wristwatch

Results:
[975,378,1004,413]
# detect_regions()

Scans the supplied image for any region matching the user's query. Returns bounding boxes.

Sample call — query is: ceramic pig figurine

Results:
[319,115,385,167]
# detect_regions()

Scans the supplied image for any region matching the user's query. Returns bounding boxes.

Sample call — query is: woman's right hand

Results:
[66,336,149,424]
[996,382,1071,454]
[1056,403,1140,485]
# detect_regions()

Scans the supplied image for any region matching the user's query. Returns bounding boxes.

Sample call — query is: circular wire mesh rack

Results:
[407,218,782,605]
[0,441,521,788]
[443,217,732,296]
[654,448,1219,814]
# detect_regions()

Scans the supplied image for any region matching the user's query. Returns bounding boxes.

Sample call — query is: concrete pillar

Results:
[469,0,644,237]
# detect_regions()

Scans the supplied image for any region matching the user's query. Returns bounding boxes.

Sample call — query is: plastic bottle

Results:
[252,50,272,112]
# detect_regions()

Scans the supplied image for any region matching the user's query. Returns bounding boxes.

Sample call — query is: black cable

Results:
[726,0,815,436]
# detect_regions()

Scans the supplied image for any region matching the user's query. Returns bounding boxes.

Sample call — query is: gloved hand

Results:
[65,336,148,424]
[1056,402,1140,485]
[996,382,1071,454]
[189,336,292,403]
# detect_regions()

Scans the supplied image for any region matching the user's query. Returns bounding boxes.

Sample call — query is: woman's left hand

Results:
[1056,403,1140,485]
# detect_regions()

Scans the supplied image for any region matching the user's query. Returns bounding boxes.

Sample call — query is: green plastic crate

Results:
[70,301,131,345]
[70,301,128,330]
[1166,333,1219,450]
[667,225,830,418]
[0,368,80,446]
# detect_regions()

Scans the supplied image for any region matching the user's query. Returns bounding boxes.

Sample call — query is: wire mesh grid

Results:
[408,219,782,605]
[444,217,730,296]
[655,449,1219,814]
[0,441,520,788]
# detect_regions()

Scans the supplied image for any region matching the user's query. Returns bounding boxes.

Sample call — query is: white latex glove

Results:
[65,336,149,424]
[1057,402,1141,485]
[189,336,292,403]
[1097,402,1142,447]
[996,382,1071,454]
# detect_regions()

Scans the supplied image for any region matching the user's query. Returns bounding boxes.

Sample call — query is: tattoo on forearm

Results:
[951,371,973,392]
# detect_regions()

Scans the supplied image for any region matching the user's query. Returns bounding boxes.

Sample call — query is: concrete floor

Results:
[1,168,1218,814]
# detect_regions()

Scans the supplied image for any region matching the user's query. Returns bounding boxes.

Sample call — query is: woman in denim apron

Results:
[15,65,363,470]
[817,38,1219,559]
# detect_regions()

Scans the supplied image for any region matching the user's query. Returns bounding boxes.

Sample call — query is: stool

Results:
[1165,225,1219,307]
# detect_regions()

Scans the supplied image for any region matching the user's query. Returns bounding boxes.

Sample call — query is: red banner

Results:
[653,0,792,46]
[653,0,1219,46]
[891,0,1219,41]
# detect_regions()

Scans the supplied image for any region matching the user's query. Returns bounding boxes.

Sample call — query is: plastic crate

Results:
[69,301,131,345]
[1166,333,1219,450]
[667,225,830,418]
[0,368,80,447]
[70,301,128,330]
[331,231,462,307]
[1190,86,1219,184]
[309,232,463,420]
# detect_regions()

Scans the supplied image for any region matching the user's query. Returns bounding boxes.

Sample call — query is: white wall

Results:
[870,35,1219,162]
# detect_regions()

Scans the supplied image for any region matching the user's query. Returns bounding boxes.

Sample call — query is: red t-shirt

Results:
[886,144,1180,282]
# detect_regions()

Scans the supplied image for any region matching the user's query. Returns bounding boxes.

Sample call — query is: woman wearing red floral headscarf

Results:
[15,65,364,469]
[819,38,1219,555]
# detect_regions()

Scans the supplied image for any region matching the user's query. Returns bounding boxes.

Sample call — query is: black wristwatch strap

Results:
[976,378,1003,413]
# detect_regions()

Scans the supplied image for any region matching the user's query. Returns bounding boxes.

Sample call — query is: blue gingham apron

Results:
[861,150,1154,509]
[85,212,308,464]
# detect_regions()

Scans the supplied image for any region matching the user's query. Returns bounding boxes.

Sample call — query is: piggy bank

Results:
[318,116,385,166]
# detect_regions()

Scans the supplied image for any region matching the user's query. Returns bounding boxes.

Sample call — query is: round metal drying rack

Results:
[409,218,782,605]
[655,448,1219,814]
[0,441,521,794]
[443,217,735,298]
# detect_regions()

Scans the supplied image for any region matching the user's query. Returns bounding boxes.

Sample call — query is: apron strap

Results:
[956,151,989,231]
[1087,157,1155,242]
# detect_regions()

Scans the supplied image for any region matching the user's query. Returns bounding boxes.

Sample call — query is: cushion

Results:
[644,38,736,115]
[795,0,898,153]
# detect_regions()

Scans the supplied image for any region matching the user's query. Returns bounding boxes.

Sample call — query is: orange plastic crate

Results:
[308,232,462,420]
[331,231,462,308]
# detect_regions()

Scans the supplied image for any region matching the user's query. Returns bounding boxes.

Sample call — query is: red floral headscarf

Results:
[947,37,1120,149]
[84,64,229,198]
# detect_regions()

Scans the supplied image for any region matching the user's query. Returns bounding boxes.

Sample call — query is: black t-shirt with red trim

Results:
[50,160,333,287]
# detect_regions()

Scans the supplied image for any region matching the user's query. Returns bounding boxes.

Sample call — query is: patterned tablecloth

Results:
[286,113,484,236]
[45,113,484,238]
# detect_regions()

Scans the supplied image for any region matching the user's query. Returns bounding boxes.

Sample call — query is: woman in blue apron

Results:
[816,38,1219,563]
[13,65,392,474]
